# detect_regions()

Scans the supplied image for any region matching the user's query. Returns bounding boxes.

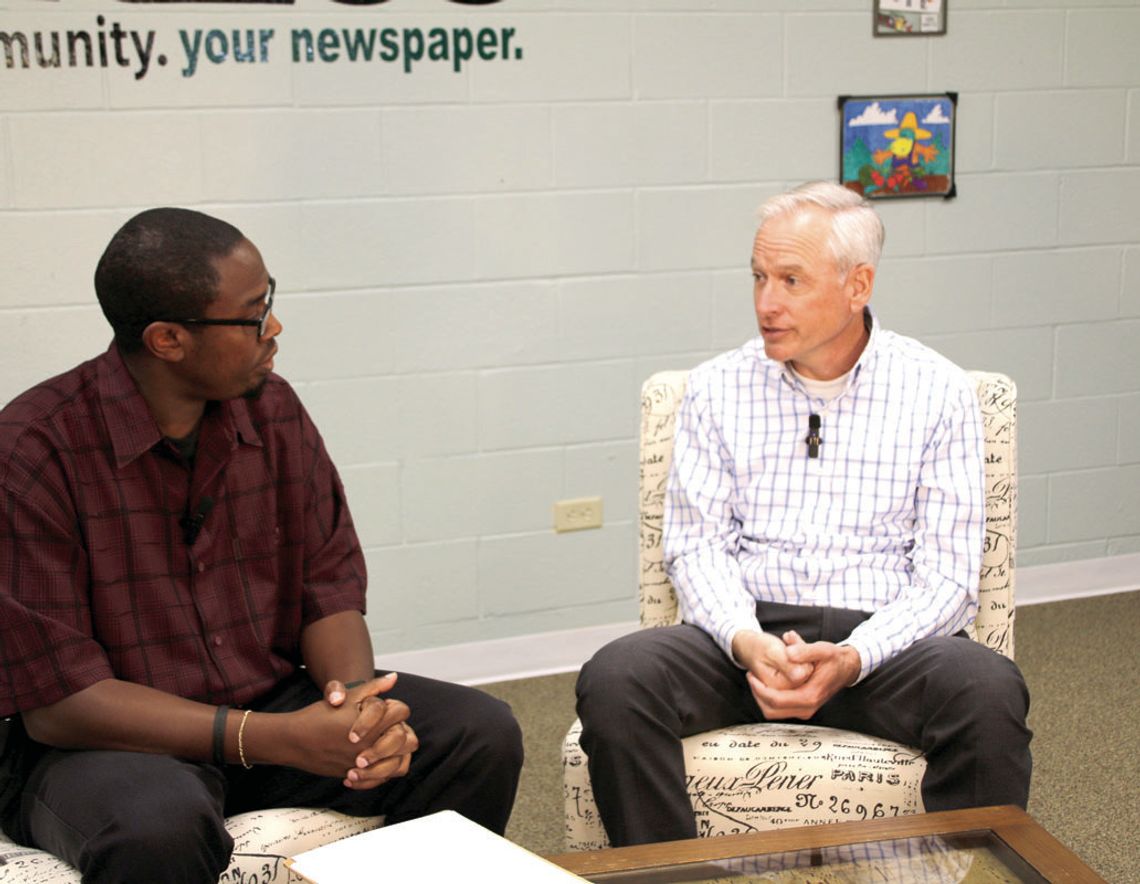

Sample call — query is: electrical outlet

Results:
[554,496,604,533]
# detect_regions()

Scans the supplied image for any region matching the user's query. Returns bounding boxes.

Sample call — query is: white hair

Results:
[756,181,885,273]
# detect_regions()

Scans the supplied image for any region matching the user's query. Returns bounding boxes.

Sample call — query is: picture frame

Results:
[838,93,957,200]
[874,0,947,37]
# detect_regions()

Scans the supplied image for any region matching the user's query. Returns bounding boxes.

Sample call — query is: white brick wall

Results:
[2,0,1138,652]
[929,12,1065,92]
[553,101,707,187]
[633,14,781,99]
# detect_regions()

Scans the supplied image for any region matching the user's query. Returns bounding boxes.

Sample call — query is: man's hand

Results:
[323,671,394,720]
[300,612,418,789]
[271,683,416,789]
[319,673,419,789]
[745,631,861,720]
[731,629,815,689]
[341,676,419,790]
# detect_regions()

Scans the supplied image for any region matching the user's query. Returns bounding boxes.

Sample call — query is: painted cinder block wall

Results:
[1,0,1137,654]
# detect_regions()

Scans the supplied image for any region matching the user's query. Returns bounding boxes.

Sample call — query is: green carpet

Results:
[480,590,1139,883]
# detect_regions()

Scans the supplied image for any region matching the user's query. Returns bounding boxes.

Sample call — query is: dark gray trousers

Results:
[576,602,1032,846]
[8,671,523,884]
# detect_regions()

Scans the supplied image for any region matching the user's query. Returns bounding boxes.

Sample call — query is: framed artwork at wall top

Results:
[875,0,947,36]
[839,93,957,200]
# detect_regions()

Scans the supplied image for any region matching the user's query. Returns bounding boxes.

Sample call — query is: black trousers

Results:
[7,670,523,884]
[576,602,1032,846]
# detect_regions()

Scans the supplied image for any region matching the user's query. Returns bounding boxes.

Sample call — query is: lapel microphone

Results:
[806,414,822,459]
[180,496,214,545]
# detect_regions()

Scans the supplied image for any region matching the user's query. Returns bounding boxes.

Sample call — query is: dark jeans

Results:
[576,602,1032,846]
[7,670,523,884]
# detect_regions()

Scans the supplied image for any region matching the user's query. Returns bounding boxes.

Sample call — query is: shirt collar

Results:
[96,342,263,470]
[777,306,880,395]
[853,306,881,378]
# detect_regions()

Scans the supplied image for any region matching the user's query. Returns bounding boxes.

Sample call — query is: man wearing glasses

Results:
[0,208,522,883]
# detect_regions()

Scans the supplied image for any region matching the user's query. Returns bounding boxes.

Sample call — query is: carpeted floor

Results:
[480,590,1139,883]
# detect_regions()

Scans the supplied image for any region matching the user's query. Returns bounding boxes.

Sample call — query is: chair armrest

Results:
[639,372,688,629]
[967,370,1018,659]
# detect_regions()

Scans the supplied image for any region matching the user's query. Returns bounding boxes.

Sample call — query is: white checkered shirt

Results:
[664,314,985,681]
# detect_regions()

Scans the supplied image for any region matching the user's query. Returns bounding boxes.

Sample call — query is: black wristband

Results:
[212,705,229,766]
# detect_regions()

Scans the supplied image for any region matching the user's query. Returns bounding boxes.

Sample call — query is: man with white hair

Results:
[576,181,1032,846]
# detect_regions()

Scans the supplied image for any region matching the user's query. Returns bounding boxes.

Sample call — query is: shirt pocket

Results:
[834,424,917,536]
[230,530,282,635]
[733,452,782,539]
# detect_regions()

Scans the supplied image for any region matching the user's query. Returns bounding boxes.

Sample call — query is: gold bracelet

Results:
[237,709,254,770]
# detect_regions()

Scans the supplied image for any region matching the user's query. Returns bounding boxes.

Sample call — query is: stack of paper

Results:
[286,810,588,882]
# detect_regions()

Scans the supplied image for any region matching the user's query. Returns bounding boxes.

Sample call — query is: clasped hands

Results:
[295,672,419,790]
[732,629,862,721]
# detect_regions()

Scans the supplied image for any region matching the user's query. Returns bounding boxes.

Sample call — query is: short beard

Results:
[242,377,269,401]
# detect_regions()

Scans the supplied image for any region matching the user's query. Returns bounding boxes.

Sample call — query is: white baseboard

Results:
[377,554,1140,686]
[1017,552,1140,605]
[377,620,638,687]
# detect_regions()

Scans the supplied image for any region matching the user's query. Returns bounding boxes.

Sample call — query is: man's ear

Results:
[140,322,188,363]
[847,263,875,312]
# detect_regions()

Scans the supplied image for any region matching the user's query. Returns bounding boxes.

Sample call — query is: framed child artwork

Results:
[838,93,957,200]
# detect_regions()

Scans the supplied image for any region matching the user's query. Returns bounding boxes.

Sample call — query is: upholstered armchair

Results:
[562,369,1017,851]
[0,806,382,882]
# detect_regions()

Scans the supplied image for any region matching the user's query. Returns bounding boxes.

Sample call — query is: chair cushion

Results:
[563,718,924,851]
[0,808,383,883]
[0,833,74,884]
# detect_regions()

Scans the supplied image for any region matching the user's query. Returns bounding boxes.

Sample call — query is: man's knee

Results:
[42,753,231,884]
[578,629,677,707]
[928,638,1026,702]
[912,639,1031,808]
[918,638,1030,744]
[420,684,522,787]
[576,629,697,747]
[470,692,524,774]
[95,785,230,880]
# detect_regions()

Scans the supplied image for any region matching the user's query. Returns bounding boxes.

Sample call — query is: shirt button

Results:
[213,636,223,647]
[198,561,206,573]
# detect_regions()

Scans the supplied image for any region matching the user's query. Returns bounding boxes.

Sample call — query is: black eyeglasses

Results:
[156,277,276,339]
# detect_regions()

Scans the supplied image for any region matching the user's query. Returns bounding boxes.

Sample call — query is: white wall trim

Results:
[1017,552,1140,606]
[378,555,1140,685]
[378,621,638,687]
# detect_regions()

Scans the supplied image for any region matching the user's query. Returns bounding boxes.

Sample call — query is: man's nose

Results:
[754,280,779,316]
[264,310,283,339]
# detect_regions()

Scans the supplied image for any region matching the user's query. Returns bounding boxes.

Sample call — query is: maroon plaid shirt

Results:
[0,344,366,716]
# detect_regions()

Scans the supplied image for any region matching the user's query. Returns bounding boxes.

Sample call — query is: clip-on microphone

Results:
[806,414,822,459]
[180,496,214,545]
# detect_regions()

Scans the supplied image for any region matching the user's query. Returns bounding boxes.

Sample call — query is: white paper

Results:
[287,810,587,883]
